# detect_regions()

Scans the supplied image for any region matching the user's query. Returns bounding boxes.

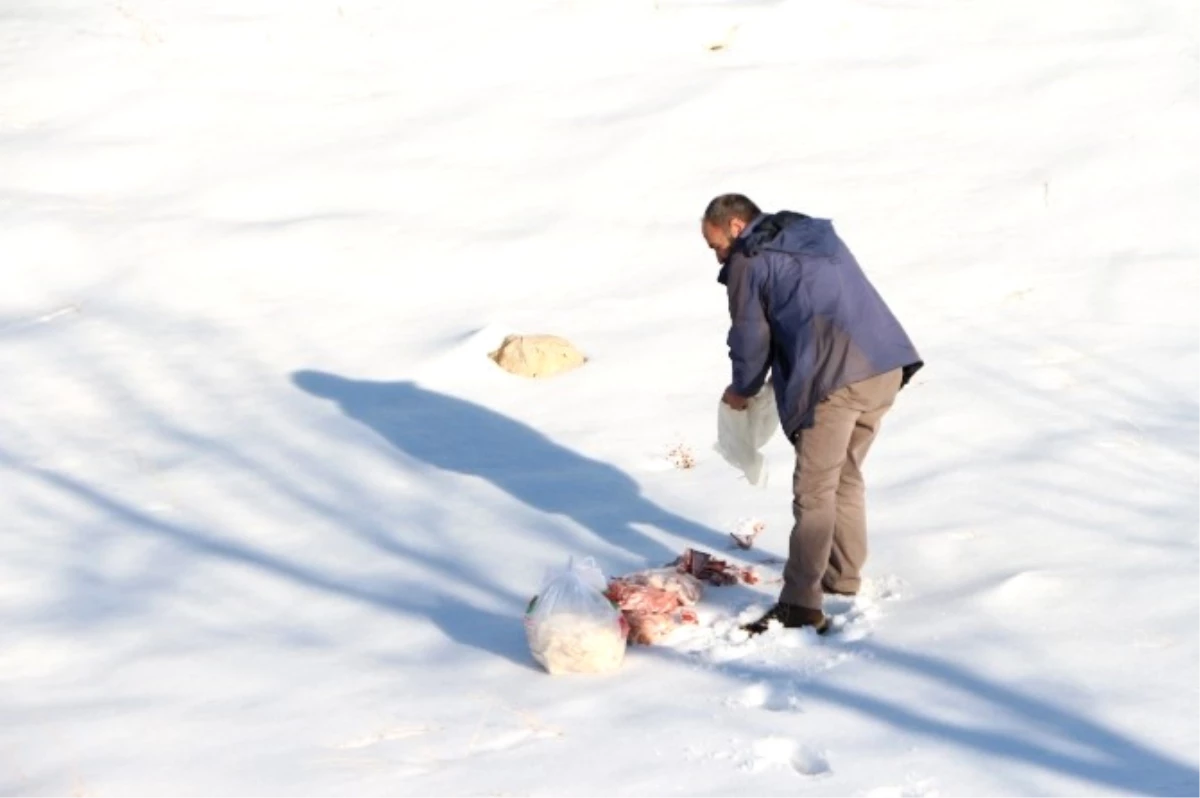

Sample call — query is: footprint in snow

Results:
[673,575,903,672]
[824,574,905,639]
[333,724,432,749]
[725,681,802,713]
[467,727,561,754]
[864,778,940,797]
[326,714,559,777]
[742,737,831,777]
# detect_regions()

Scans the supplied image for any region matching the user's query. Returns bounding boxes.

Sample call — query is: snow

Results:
[1,0,1197,794]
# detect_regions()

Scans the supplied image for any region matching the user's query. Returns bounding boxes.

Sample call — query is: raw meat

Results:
[603,550,758,646]
[606,570,703,645]
[672,548,760,586]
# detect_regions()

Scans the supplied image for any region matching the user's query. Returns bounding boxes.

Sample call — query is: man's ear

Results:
[728,218,747,238]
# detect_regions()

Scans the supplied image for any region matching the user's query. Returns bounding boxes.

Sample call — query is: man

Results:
[702,194,923,635]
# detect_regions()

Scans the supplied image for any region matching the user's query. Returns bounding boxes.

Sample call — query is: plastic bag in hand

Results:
[524,557,628,675]
[714,383,778,486]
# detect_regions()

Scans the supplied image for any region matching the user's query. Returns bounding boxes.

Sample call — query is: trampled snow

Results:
[2,0,1197,795]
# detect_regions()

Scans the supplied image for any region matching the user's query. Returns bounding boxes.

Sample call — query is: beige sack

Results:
[489,334,586,378]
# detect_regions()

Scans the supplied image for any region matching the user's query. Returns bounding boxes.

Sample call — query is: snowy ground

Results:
[2,0,1198,795]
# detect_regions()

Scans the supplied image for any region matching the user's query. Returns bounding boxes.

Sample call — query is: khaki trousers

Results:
[780,368,903,610]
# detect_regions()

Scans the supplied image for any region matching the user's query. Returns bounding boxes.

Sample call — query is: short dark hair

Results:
[702,194,762,227]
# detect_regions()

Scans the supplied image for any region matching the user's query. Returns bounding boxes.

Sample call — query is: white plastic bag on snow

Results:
[523,557,628,675]
[714,383,778,486]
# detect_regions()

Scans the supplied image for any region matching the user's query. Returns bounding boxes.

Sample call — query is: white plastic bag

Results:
[714,383,778,486]
[524,557,628,675]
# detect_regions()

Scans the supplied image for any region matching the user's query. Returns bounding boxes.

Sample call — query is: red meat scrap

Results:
[672,548,759,585]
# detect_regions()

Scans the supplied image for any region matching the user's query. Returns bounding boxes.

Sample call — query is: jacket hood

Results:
[739,211,838,259]
[717,211,837,285]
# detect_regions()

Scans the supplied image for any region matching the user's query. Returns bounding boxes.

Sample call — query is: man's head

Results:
[701,193,762,265]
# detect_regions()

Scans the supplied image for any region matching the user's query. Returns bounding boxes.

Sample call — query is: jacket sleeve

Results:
[724,251,772,396]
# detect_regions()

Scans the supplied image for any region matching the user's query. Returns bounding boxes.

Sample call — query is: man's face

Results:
[701,219,745,265]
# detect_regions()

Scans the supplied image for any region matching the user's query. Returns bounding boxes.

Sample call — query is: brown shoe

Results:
[742,602,829,636]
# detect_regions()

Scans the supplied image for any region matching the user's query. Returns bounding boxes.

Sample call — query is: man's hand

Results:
[722,386,750,411]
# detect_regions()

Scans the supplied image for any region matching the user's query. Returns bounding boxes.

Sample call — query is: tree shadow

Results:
[650,640,1200,796]
[291,370,732,569]
[0,447,539,670]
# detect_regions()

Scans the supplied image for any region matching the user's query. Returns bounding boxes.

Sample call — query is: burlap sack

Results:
[489,334,586,378]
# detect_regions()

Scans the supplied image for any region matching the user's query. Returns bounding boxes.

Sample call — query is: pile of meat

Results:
[605,569,701,645]
[605,548,758,645]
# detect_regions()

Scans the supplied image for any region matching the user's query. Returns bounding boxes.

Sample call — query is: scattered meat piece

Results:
[626,613,678,645]
[672,548,759,586]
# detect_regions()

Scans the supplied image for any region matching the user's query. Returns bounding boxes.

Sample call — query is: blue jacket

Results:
[719,211,923,439]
